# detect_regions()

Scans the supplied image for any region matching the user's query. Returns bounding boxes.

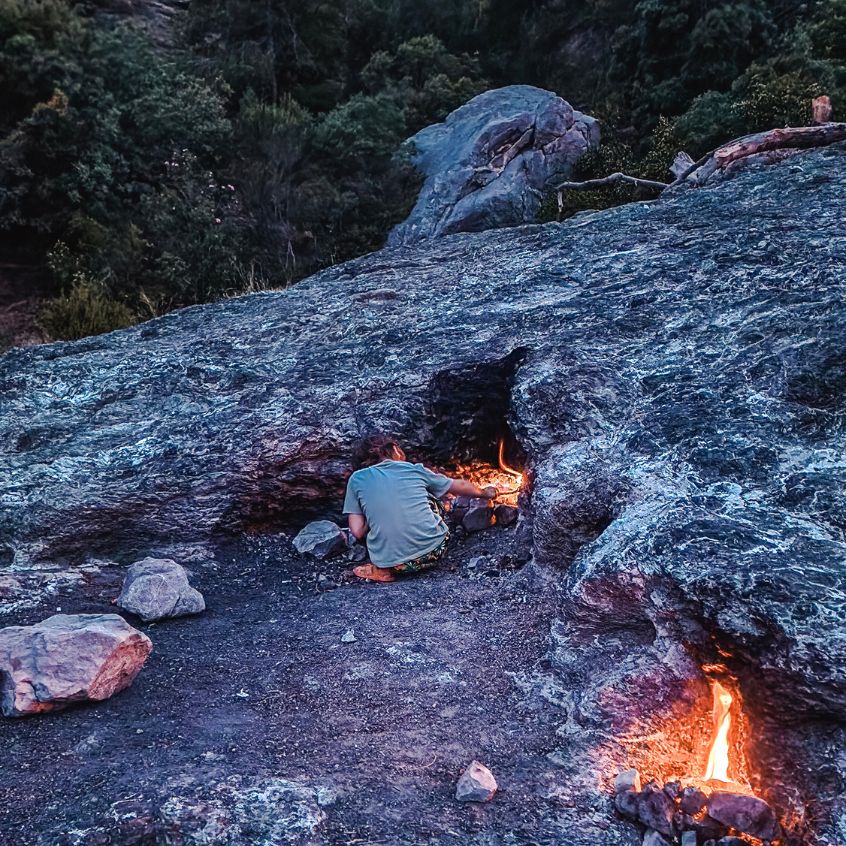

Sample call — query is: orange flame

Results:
[497,438,523,493]
[703,680,733,782]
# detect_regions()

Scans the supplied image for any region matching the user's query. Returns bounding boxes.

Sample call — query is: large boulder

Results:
[0,614,152,716]
[1,144,846,843]
[388,85,599,245]
[116,557,205,622]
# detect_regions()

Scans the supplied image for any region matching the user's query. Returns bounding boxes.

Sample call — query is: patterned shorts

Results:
[389,497,450,574]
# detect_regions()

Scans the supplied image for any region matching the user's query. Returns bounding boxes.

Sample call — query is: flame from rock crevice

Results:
[447,438,525,505]
[704,680,734,783]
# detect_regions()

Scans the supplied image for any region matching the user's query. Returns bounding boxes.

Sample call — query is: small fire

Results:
[497,438,524,494]
[446,438,525,505]
[703,680,734,783]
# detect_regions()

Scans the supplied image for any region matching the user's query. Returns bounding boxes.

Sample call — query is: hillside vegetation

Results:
[1,0,844,339]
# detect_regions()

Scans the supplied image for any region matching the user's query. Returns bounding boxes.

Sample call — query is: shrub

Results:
[39,275,137,341]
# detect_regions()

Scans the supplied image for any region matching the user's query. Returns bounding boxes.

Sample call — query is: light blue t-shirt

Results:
[343,460,452,568]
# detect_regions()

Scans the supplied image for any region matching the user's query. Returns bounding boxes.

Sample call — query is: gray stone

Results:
[493,504,519,527]
[292,521,346,559]
[716,839,747,846]
[455,760,497,802]
[116,557,205,622]
[643,831,671,846]
[316,574,337,590]
[680,832,697,846]
[462,505,494,533]
[340,629,356,644]
[707,791,781,841]
[614,769,641,794]
[389,85,598,244]
[0,614,152,716]
[346,543,368,563]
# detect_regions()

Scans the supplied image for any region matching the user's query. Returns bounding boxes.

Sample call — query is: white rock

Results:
[117,557,205,622]
[614,768,642,794]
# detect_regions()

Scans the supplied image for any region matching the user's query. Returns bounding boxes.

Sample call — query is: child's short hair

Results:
[356,434,403,467]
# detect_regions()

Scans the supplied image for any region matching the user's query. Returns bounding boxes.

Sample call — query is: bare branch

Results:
[555,172,670,193]
[555,172,669,210]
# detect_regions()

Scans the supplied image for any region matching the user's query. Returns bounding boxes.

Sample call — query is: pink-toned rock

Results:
[0,614,152,717]
[455,760,497,802]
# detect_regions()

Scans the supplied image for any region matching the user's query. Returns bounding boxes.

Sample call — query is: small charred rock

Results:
[614,787,640,819]
[635,781,676,837]
[462,505,494,533]
[643,830,672,846]
[663,781,680,800]
[706,791,781,841]
[346,544,368,563]
[316,574,337,591]
[680,786,708,816]
[494,504,519,527]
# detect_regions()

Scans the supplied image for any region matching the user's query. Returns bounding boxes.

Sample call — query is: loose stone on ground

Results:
[117,557,205,622]
[455,760,497,802]
[0,614,152,717]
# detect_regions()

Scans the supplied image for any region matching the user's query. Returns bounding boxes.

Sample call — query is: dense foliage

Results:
[0,0,843,338]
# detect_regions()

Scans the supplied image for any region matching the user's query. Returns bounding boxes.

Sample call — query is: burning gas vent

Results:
[614,671,782,845]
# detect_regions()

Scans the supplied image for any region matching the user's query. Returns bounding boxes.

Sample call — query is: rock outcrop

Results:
[1,143,845,843]
[116,557,205,622]
[388,85,599,245]
[0,614,152,716]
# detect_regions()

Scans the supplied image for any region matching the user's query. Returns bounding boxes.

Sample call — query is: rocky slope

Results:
[1,144,845,845]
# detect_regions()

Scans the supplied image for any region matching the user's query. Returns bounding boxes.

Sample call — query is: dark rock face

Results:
[388,85,598,245]
[2,144,846,843]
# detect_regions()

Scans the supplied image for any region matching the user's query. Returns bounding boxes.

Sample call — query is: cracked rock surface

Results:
[1,143,845,844]
[388,84,599,245]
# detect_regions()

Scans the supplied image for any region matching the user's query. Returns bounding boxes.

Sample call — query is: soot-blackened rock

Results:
[707,791,781,841]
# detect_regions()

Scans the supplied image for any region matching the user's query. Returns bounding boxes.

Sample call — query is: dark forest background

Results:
[1,0,844,340]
